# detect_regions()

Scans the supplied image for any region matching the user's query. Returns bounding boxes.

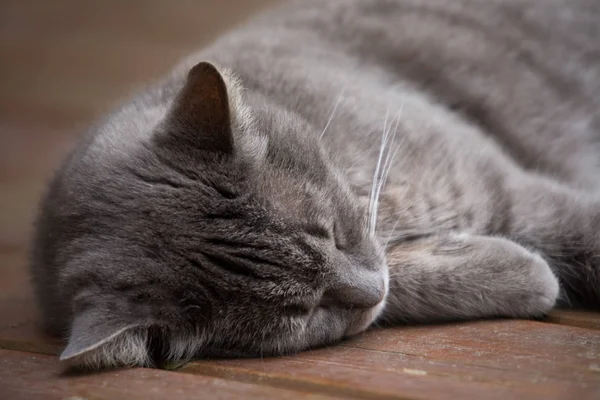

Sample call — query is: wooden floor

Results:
[1,1,599,399]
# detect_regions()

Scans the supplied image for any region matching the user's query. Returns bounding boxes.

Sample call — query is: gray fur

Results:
[31,0,600,370]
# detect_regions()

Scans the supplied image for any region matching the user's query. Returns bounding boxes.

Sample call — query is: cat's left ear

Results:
[59,306,154,369]
[60,304,200,370]
[163,61,233,153]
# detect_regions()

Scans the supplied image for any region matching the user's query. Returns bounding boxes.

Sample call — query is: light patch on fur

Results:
[219,67,254,133]
[61,328,150,370]
[373,261,390,321]
[219,66,269,162]
[165,327,208,364]
[61,326,209,370]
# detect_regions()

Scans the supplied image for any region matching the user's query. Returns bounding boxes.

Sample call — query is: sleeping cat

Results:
[31,0,600,370]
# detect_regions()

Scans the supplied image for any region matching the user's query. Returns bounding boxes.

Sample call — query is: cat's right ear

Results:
[162,61,234,153]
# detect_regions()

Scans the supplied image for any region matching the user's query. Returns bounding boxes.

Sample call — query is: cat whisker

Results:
[371,102,404,234]
[368,106,391,235]
[373,122,400,230]
[383,216,403,250]
[373,147,398,234]
[319,84,347,139]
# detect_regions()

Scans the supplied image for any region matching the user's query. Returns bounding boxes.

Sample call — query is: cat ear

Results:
[163,61,233,153]
[60,307,151,369]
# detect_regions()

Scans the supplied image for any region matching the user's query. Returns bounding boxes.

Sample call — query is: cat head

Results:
[34,61,388,370]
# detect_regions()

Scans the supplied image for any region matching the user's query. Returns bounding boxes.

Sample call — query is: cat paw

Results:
[514,253,560,317]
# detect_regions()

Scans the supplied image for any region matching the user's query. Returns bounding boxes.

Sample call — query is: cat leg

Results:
[378,233,559,324]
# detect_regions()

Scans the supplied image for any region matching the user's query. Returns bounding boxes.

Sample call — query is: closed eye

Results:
[305,223,346,251]
[304,224,331,240]
[333,222,347,251]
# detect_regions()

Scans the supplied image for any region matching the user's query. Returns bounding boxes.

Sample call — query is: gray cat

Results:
[30,0,600,370]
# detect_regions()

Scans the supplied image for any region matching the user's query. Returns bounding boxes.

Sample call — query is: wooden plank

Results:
[0,255,31,299]
[183,321,600,400]
[547,309,600,331]
[0,297,36,331]
[0,260,60,354]
[0,349,337,400]
[0,294,62,355]
[0,321,62,356]
[0,124,77,249]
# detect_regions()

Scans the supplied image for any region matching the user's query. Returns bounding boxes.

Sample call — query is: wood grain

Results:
[0,349,337,400]
[183,321,600,400]
[547,310,600,331]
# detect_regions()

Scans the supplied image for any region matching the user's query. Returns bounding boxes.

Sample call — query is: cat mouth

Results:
[343,297,387,337]
[343,274,389,337]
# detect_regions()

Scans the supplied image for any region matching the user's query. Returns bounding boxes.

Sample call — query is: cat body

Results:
[31,0,600,369]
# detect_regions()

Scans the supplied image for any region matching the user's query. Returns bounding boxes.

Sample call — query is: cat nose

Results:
[321,281,385,309]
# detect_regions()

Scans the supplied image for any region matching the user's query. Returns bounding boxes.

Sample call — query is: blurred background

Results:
[0,0,276,310]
